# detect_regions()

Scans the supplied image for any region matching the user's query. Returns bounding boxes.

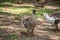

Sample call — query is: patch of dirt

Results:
[0,37,5,40]
[12,3,33,6]
[0,14,60,40]
[0,3,60,40]
[44,5,60,9]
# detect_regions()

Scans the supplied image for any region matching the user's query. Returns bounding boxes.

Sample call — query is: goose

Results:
[23,9,37,35]
[44,13,60,31]
[44,13,56,24]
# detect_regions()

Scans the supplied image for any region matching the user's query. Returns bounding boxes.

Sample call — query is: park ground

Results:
[0,2,60,40]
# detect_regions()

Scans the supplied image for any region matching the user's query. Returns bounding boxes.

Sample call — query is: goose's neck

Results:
[33,9,36,15]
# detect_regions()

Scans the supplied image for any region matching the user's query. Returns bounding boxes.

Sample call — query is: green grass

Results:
[6,33,27,40]
[0,2,60,40]
[0,11,12,15]
[6,33,20,40]
[36,8,60,16]
[0,2,14,7]
[0,2,60,19]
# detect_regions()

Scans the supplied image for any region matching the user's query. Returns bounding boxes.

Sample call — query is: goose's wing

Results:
[23,18,31,28]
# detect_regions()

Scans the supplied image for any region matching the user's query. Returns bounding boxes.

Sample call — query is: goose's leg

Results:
[31,28,34,34]
[26,27,29,34]
[54,19,60,31]
[55,24,59,31]
[27,28,34,36]
[27,28,32,34]
[31,28,35,36]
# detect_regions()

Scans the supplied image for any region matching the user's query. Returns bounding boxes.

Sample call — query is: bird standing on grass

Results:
[23,10,37,36]
[44,13,60,31]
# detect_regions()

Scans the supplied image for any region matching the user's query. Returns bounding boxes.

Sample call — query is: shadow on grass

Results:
[0,11,24,26]
[0,2,34,8]
[0,11,14,15]
[0,11,59,40]
[0,11,23,40]
[0,0,15,3]
[36,8,60,17]
[20,32,53,40]
[0,4,13,7]
[0,28,53,40]
[0,5,34,9]
[39,24,60,32]
[0,28,21,40]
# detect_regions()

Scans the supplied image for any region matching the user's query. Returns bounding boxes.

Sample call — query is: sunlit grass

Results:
[12,8,31,13]
[0,2,60,19]
[0,2,34,14]
[0,2,60,40]
[36,8,60,16]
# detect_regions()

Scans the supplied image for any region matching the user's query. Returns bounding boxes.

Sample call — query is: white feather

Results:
[44,13,56,24]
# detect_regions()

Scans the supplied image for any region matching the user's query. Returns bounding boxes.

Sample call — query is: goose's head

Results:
[33,9,36,15]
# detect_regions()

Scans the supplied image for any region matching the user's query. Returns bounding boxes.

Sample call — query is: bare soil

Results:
[0,12,60,40]
[0,3,60,40]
